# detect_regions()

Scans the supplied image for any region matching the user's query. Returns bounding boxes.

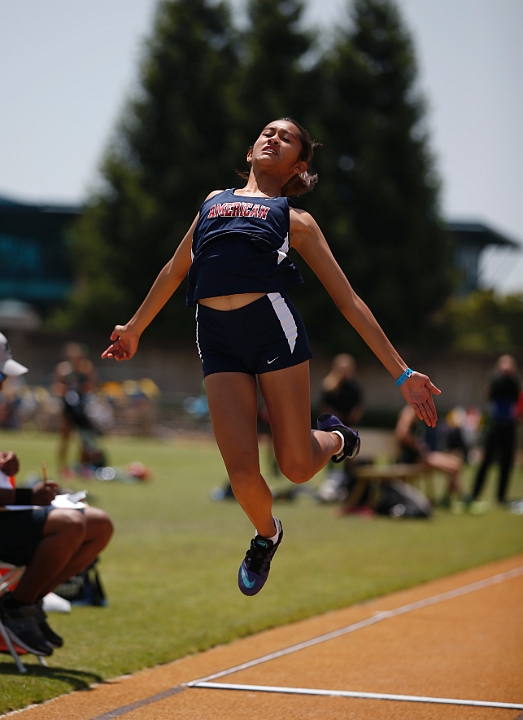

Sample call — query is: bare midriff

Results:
[198,292,267,311]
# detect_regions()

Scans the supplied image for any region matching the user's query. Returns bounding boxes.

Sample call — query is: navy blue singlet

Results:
[186,189,303,306]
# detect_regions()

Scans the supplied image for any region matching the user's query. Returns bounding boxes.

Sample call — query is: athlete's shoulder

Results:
[289,207,325,250]
[289,206,319,231]
[205,190,225,201]
[197,190,227,217]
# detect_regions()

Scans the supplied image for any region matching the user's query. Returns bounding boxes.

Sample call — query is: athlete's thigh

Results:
[258,361,313,466]
[204,372,260,476]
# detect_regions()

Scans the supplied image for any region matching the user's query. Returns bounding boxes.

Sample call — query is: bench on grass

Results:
[344,429,435,511]
[346,462,435,511]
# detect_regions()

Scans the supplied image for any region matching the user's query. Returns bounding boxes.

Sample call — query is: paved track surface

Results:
[9,554,523,720]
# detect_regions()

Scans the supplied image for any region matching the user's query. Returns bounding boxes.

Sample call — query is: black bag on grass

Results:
[375,480,432,519]
[54,558,108,606]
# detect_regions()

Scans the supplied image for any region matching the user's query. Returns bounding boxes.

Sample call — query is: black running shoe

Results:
[238,519,283,596]
[0,595,53,656]
[317,413,361,462]
[35,599,64,649]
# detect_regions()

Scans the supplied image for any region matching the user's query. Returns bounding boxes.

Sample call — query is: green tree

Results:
[62,0,238,339]
[299,0,453,354]
[234,0,318,159]
[443,290,523,354]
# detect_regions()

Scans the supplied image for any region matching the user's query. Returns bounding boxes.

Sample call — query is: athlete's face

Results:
[248,120,308,178]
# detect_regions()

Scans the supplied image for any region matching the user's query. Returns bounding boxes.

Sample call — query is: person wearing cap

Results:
[0,332,28,430]
[0,332,29,380]
[0,334,114,657]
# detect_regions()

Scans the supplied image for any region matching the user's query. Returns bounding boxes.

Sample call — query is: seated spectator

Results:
[0,334,113,657]
[395,404,463,505]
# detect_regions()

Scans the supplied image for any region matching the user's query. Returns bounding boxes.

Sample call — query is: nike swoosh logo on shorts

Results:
[241,566,256,588]
[267,357,279,364]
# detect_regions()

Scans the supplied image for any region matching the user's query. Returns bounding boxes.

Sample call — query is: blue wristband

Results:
[395,368,414,386]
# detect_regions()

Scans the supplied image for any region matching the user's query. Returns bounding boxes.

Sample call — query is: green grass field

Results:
[1,430,522,714]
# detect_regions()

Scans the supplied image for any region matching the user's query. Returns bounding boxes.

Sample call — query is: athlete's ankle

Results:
[256,517,279,542]
[332,430,344,456]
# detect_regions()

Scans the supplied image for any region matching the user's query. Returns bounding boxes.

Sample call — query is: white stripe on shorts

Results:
[195,305,202,360]
[267,292,297,353]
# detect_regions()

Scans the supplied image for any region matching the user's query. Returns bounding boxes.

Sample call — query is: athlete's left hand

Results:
[400,372,441,427]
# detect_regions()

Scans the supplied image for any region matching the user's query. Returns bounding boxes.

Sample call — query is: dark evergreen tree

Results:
[234,0,318,158]
[64,0,238,339]
[301,0,453,354]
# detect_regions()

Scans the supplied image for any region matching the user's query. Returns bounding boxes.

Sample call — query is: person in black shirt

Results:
[317,355,364,504]
[470,355,521,505]
[53,343,97,479]
[320,354,363,426]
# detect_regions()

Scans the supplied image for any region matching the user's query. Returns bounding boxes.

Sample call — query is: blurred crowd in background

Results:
[0,372,161,436]
[0,354,491,454]
[1,343,522,511]
[1,348,520,457]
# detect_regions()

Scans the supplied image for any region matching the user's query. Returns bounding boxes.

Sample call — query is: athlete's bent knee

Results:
[279,460,313,485]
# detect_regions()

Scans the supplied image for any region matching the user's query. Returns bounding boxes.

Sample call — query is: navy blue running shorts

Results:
[196,292,312,377]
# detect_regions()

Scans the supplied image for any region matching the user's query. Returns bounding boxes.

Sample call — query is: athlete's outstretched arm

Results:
[290,208,440,427]
[101,215,197,362]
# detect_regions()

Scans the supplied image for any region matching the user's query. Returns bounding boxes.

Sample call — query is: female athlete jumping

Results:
[102,118,440,595]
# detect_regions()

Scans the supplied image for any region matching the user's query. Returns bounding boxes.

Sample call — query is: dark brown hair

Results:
[237,118,321,197]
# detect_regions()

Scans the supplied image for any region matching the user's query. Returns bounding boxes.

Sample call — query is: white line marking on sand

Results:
[194,682,523,710]
[87,564,523,718]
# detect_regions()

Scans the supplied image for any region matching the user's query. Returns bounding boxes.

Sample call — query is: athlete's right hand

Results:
[101,325,140,362]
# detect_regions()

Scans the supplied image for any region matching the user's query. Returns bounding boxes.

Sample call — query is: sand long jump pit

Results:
[9,554,523,720]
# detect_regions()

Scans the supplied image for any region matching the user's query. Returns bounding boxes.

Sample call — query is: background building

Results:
[0,195,80,324]
[450,221,519,295]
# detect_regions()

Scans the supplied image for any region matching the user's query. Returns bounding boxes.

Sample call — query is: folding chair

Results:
[0,562,47,673]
